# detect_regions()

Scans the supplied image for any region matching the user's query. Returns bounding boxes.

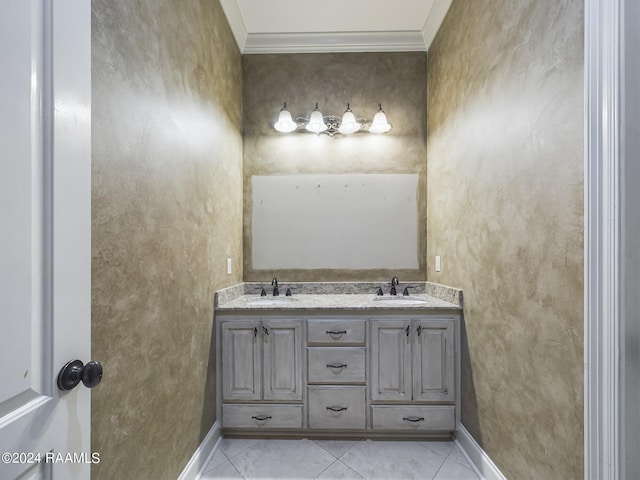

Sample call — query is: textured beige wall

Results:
[427,1,584,478]
[91,1,242,478]
[243,53,427,282]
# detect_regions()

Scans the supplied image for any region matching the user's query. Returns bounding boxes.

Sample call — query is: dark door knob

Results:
[57,359,103,391]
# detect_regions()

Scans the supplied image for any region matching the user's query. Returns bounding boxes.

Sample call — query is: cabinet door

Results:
[221,321,261,401]
[370,320,412,402]
[413,319,455,402]
[263,319,303,401]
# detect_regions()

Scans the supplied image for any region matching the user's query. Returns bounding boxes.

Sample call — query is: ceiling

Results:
[219,0,452,54]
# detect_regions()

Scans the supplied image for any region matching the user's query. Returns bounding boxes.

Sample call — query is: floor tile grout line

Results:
[203,448,231,474]
[339,441,359,459]
[313,458,340,479]
[430,443,456,480]
[310,439,340,460]
[311,439,359,460]
[221,449,246,480]
[219,439,259,461]
[447,445,482,480]
[210,447,245,479]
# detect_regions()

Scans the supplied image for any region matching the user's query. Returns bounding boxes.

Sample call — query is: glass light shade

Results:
[274,105,298,133]
[338,109,361,135]
[305,105,328,133]
[368,105,392,134]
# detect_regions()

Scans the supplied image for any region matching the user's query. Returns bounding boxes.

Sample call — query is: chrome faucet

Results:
[271,277,279,296]
[390,276,399,295]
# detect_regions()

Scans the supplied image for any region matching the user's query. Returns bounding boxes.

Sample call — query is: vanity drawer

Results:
[308,386,366,429]
[308,348,365,384]
[222,404,302,429]
[307,319,366,345]
[371,405,455,431]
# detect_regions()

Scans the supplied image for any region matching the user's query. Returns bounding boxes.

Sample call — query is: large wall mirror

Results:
[250,173,422,274]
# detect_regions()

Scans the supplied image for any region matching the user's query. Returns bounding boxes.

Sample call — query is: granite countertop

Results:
[215,282,463,312]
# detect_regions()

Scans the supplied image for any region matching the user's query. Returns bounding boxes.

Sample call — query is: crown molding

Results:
[421,0,453,50]
[242,31,427,54]
[219,0,248,52]
[219,0,452,54]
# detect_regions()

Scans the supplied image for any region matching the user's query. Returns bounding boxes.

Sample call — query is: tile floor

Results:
[199,438,481,480]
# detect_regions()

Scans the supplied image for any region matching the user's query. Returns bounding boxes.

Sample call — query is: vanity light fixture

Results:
[368,104,393,134]
[273,102,298,133]
[305,103,328,134]
[274,102,392,137]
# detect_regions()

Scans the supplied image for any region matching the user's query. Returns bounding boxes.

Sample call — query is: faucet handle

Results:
[375,287,384,296]
[256,287,267,296]
[402,286,414,296]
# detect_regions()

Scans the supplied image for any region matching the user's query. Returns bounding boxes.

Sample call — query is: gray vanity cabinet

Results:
[221,319,303,402]
[263,319,304,401]
[412,319,455,402]
[369,320,412,402]
[306,318,367,430]
[370,317,456,432]
[221,320,261,402]
[218,311,459,435]
[370,318,455,403]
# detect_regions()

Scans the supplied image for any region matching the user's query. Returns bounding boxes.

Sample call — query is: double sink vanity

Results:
[214,280,463,439]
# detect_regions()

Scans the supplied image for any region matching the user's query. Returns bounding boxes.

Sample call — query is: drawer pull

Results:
[326,330,347,336]
[251,415,272,421]
[326,406,348,412]
[326,363,348,369]
[402,416,425,423]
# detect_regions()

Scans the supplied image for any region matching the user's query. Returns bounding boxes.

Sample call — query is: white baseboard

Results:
[177,421,222,480]
[455,424,507,480]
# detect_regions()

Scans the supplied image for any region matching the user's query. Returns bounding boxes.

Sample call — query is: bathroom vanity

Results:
[215,282,462,439]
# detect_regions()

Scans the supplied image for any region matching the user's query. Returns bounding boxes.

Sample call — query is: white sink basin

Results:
[247,297,296,306]
[372,297,428,306]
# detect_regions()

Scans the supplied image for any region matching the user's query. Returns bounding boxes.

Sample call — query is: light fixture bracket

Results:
[297,114,352,137]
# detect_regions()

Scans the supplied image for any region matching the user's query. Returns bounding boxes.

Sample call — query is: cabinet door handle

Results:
[254,327,257,338]
[417,325,422,336]
[402,416,425,423]
[262,326,269,336]
[326,363,347,369]
[326,406,347,412]
[251,415,272,421]
[406,325,410,337]
[326,330,347,336]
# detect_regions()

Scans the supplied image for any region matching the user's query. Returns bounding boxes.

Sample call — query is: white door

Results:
[0,1,92,479]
